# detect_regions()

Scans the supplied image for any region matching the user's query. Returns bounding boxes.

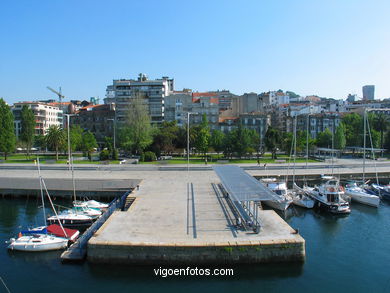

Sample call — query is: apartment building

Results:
[12,102,63,137]
[71,104,116,146]
[105,73,174,124]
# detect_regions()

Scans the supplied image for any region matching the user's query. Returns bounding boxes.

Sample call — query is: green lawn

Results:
[140,157,317,164]
[0,153,120,164]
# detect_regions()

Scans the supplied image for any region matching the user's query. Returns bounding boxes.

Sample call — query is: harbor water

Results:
[0,195,389,293]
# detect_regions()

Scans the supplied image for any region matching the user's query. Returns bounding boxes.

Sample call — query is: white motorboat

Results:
[261,179,292,211]
[7,234,68,252]
[73,199,109,210]
[344,181,380,207]
[47,210,95,228]
[72,206,102,218]
[303,177,351,214]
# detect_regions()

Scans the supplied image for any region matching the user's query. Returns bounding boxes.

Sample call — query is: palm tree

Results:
[45,125,65,161]
[373,112,389,150]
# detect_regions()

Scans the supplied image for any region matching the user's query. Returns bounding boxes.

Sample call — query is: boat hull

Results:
[345,190,380,207]
[47,218,94,228]
[7,235,68,252]
[263,199,292,211]
[293,198,315,209]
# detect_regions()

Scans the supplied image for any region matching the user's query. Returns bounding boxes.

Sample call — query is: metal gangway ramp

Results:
[213,165,277,233]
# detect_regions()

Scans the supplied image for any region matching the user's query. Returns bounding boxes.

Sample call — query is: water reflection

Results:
[0,199,20,232]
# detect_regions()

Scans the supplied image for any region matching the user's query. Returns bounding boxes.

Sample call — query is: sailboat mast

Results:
[293,116,297,183]
[37,158,46,225]
[306,114,309,170]
[331,117,334,176]
[363,109,366,183]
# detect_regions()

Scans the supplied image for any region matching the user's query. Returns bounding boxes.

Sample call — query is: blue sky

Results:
[1,0,389,104]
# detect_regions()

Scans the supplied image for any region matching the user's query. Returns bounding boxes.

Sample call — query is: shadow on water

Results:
[6,249,62,264]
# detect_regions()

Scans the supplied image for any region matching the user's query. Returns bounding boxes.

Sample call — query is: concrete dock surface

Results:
[87,170,305,264]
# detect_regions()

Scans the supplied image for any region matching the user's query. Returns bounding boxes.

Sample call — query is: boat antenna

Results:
[37,157,46,226]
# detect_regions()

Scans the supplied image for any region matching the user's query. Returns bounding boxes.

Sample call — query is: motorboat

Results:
[261,178,293,211]
[303,177,351,214]
[47,210,95,228]
[72,206,102,219]
[344,181,380,207]
[73,199,109,210]
[7,233,68,252]
[368,183,390,200]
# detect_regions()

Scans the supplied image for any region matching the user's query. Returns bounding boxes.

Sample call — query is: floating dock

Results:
[88,169,305,264]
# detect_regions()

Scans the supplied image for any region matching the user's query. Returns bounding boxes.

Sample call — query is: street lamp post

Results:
[107,118,116,150]
[64,114,76,171]
[187,112,198,172]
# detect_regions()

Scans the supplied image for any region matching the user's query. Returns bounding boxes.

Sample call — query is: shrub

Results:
[112,148,118,160]
[99,149,110,161]
[143,151,156,162]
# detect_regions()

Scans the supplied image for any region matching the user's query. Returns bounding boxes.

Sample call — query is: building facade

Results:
[71,104,116,146]
[12,102,63,137]
[363,85,375,101]
[105,73,174,124]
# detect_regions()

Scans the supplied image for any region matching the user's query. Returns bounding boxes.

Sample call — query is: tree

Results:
[373,112,389,150]
[210,129,225,157]
[194,114,210,161]
[69,125,83,152]
[384,130,390,152]
[334,123,346,150]
[342,113,363,147]
[222,131,234,159]
[231,123,253,158]
[45,125,66,160]
[149,121,179,156]
[81,131,97,161]
[316,128,332,148]
[20,105,36,157]
[35,134,46,151]
[264,126,281,159]
[0,98,16,160]
[120,93,153,154]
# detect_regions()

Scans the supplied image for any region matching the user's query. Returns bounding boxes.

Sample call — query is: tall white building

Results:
[104,73,174,123]
[12,102,63,137]
[363,85,375,101]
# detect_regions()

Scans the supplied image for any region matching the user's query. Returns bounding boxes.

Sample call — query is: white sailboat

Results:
[7,234,68,252]
[7,159,69,252]
[290,115,315,209]
[292,184,315,208]
[346,109,380,207]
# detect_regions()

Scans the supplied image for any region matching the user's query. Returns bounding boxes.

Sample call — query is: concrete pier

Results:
[88,170,305,264]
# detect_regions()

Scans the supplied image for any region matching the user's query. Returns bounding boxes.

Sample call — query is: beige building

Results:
[12,102,63,137]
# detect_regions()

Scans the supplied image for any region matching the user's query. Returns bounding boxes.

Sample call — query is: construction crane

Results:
[47,86,65,105]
